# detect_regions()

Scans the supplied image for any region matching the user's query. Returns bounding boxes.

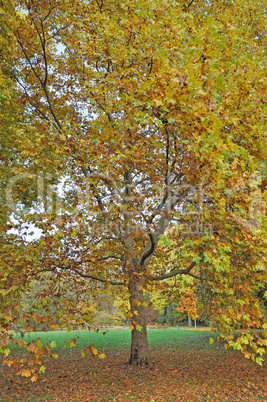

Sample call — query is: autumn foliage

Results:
[177,287,198,321]
[0,0,267,379]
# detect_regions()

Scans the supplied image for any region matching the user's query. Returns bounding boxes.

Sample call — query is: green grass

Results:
[12,327,214,351]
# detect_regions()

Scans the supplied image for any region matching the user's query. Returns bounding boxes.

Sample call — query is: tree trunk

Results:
[188,315,192,327]
[128,272,150,366]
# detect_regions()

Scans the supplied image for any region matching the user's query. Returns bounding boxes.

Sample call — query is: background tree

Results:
[177,286,198,327]
[1,0,267,376]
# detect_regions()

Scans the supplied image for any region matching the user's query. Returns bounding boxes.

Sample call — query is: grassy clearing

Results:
[1,328,266,401]
[12,327,212,350]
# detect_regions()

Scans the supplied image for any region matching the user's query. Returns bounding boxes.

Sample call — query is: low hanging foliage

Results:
[177,286,199,321]
[0,0,267,379]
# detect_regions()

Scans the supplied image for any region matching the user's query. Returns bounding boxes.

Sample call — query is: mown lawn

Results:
[0,328,266,401]
[10,327,212,350]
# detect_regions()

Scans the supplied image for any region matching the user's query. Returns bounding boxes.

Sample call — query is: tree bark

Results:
[128,271,150,366]
[188,315,192,327]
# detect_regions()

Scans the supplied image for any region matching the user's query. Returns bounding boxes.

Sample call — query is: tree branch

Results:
[139,231,156,266]
[80,166,121,239]
[151,261,196,281]
[16,32,62,130]
[148,191,168,223]
[76,255,122,263]
[42,262,126,286]
[15,76,56,126]
[140,187,187,267]
[73,269,126,286]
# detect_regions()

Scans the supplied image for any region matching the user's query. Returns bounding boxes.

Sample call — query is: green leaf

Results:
[256,356,263,366]
[39,365,46,373]
[158,234,171,246]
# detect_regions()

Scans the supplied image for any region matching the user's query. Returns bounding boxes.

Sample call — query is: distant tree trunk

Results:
[194,318,197,330]
[188,315,192,327]
[128,271,150,366]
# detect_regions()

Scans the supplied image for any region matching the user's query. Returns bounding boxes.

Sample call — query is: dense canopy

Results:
[0,0,266,378]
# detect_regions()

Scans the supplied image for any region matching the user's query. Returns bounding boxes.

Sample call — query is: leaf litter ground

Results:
[0,329,266,401]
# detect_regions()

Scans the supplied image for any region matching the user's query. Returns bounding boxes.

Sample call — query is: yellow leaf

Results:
[3,348,10,356]
[91,346,98,356]
[0,289,10,295]
[209,337,215,345]
[22,369,31,377]
[153,99,163,107]
[129,324,134,330]
[98,353,105,359]
[257,348,266,356]
[31,374,38,382]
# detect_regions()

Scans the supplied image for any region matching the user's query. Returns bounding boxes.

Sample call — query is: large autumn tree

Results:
[1,0,267,374]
